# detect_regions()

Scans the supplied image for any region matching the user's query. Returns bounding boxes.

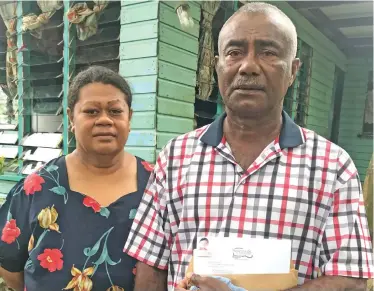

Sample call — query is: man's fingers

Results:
[177,277,189,288]
[189,273,205,286]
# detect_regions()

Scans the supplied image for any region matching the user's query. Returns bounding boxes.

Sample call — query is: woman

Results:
[0,66,154,291]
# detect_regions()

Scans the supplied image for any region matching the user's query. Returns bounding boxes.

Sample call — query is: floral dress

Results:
[0,156,153,291]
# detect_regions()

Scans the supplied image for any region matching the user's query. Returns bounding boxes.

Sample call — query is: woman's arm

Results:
[0,267,24,291]
[133,262,167,291]
[0,179,33,291]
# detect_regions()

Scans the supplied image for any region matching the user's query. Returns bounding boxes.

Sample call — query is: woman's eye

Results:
[84,109,99,115]
[109,109,123,115]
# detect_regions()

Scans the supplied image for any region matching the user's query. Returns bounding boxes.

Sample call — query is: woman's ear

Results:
[128,109,133,132]
[67,108,74,132]
[129,108,133,121]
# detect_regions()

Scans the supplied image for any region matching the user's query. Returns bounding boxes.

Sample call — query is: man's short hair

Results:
[199,237,209,243]
[219,2,298,58]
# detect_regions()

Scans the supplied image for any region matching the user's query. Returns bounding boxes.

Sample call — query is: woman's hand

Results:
[175,273,231,291]
[0,267,24,291]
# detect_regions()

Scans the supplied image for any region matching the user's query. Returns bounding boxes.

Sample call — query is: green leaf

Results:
[49,186,66,195]
[83,227,113,258]
[33,230,48,252]
[92,263,99,275]
[46,165,58,172]
[24,259,33,270]
[106,255,121,266]
[99,207,110,218]
[83,247,92,256]
[83,240,101,257]
[129,208,137,219]
[0,156,4,175]
[93,245,108,266]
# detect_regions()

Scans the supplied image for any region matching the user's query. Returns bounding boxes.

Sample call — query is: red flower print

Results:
[141,161,154,172]
[37,248,63,272]
[24,173,45,195]
[1,219,20,244]
[83,196,101,213]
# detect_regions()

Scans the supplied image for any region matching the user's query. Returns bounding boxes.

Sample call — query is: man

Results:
[198,238,209,251]
[124,2,374,291]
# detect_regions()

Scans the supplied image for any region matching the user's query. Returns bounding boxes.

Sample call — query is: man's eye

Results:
[263,50,277,57]
[228,50,241,57]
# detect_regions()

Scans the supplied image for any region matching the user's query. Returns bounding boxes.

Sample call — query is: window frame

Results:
[360,70,373,138]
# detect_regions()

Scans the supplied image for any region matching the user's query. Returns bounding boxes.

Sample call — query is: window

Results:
[0,87,17,125]
[194,0,241,129]
[362,70,373,136]
[283,39,313,127]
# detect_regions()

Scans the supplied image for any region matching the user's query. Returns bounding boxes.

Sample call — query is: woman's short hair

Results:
[68,66,132,110]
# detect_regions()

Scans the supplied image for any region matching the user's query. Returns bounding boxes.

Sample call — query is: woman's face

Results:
[68,82,132,156]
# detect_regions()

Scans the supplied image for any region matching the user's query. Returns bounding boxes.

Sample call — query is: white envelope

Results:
[187,237,298,290]
[194,237,292,275]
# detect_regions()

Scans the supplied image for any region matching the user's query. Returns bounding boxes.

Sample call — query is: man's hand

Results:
[175,273,231,291]
[287,276,367,291]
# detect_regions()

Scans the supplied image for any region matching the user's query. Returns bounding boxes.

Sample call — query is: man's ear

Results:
[289,58,301,87]
[215,55,219,72]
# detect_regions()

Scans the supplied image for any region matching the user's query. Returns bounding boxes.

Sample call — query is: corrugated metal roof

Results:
[288,1,373,57]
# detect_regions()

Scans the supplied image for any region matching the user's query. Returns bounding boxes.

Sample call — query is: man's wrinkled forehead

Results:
[218,11,294,53]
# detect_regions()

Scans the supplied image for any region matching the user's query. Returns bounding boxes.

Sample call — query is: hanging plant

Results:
[0,156,18,176]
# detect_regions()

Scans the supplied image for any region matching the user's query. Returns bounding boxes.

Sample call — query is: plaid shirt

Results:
[125,112,374,290]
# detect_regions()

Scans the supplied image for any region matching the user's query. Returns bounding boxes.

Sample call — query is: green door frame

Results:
[329,66,345,143]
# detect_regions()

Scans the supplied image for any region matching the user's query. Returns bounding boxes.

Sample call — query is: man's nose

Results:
[238,51,261,76]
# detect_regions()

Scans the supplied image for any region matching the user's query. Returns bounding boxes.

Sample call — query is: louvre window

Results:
[362,70,373,136]
[284,39,313,127]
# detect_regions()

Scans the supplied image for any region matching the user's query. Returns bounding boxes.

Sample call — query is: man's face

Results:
[216,12,300,118]
[199,240,208,248]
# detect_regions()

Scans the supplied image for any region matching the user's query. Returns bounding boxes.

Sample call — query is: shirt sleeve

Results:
[124,149,171,270]
[319,150,374,278]
[0,179,31,272]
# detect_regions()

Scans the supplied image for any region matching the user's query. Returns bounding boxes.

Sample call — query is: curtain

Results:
[22,1,63,39]
[0,1,17,122]
[67,0,108,41]
[196,1,220,101]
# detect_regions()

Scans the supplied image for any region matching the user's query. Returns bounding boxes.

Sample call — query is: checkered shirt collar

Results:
[200,110,305,149]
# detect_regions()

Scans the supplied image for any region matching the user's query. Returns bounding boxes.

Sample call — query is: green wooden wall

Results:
[156,1,200,156]
[338,57,373,181]
[120,0,200,161]
[307,52,336,138]
[120,0,159,162]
